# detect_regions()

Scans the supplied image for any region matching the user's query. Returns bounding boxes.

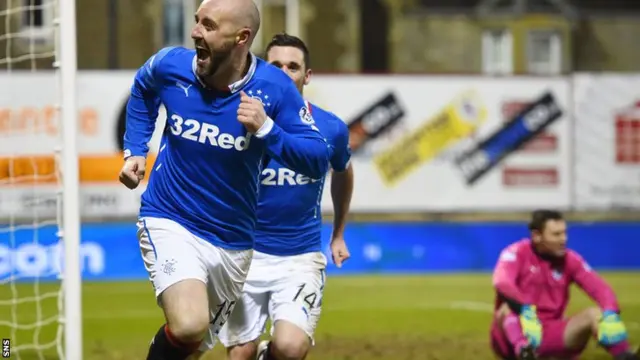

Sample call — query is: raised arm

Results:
[254,81,330,179]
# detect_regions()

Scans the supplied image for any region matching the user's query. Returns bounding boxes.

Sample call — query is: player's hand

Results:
[519,305,542,348]
[119,156,146,189]
[237,90,267,133]
[597,310,628,346]
[330,235,350,268]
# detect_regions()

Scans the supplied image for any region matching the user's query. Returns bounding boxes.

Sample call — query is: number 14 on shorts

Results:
[293,283,319,311]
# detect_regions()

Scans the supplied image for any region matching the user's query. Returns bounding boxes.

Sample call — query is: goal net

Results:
[0,0,80,359]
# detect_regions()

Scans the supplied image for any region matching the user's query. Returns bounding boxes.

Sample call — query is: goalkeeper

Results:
[490,209,639,360]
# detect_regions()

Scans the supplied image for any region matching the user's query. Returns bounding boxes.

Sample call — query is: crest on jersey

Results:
[247,89,271,107]
[499,250,516,262]
[299,106,315,125]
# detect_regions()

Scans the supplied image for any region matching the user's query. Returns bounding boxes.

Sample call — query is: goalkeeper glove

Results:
[520,304,542,348]
[598,310,628,346]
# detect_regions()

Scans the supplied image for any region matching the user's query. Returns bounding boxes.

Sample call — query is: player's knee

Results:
[161,279,210,343]
[227,342,258,360]
[166,314,209,344]
[583,307,602,332]
[272,335,310,360]
[495,303,511,323]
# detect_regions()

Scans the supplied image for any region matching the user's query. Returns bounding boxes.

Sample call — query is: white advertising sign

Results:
[572,74,640,209]
[0,72,572,218]
[309,76,572,211]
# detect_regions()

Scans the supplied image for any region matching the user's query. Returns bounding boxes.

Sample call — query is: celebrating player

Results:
[490,209,639,360]
[215,33,354,360]
[118,0,331,359]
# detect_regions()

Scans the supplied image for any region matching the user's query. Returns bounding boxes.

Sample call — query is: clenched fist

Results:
[237,90,267,133]
[119,156,146,189]
[330,235,350,268]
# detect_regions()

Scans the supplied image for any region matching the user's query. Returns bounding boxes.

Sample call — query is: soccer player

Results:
[490,209,639,360]
[216,33,354,360]
[117,0,331,359]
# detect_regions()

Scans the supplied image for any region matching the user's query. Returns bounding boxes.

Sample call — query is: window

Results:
[526,30,562,75]
[615,118,640,164]
[163,0,184,46]
[163,0,197,47]
[482,29,513,75]
[19,0,54,42]
[23,0,43,27]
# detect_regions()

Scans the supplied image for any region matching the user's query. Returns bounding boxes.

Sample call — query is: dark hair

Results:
[265,33,311,69]
[528,209,564,232]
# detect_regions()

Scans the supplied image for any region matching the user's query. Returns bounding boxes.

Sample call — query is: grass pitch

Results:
[2,273,638,360]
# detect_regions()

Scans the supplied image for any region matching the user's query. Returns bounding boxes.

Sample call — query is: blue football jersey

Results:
[123,47,330,250]
[254,102,351,256]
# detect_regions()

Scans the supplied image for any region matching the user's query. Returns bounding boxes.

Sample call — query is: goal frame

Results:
[56,0,82,358]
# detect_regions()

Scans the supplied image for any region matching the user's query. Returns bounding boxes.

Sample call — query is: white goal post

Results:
[57,0,82,358]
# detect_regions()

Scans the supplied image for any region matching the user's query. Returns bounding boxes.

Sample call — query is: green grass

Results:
[1,273,639,360]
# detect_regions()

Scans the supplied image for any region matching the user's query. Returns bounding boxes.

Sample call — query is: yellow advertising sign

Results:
[373,91,488,186]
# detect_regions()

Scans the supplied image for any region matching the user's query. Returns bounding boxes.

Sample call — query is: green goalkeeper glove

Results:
[520,304,542,348]
[598,310,628,346]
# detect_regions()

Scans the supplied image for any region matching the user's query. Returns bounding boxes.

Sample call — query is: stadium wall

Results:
[1,221,638,282]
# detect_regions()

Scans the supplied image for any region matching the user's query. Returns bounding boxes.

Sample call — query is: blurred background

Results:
[0,0,639,359]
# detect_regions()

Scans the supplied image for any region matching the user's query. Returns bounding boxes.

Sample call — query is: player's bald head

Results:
[198,0,260,43]
[233,0,261,42]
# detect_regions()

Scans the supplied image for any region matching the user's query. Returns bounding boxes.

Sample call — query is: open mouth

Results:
[195,47,209,61]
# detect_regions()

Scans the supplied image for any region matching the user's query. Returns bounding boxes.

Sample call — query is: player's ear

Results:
[531,230,542,243]
[303,68,312,86]
[236,28,251,46]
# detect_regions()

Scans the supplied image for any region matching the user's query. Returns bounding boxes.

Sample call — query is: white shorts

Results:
[137,217,253,351]
[218,250,327,348]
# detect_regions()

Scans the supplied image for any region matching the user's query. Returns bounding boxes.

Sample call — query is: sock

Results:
[502,313,529,354]
[602,339,631,357]
[146,324,201,360]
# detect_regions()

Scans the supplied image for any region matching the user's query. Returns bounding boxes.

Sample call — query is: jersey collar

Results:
[305,99,312,114]
[192,52,257,93]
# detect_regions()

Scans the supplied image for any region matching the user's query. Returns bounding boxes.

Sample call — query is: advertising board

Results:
[0,73,574,216]
[1,221,637,282]
[572,74,640,209]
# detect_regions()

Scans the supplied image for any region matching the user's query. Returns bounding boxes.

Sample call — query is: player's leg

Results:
[562,307,638,360]
[264,252,326,360]
[218,285,270,360]
[267,321,314,360]
[561,307,601,354]
[536,309,632,360]
[194,241,254,354]
[227,341,260,360]
[490,303,536,360]
[137,217,211,360]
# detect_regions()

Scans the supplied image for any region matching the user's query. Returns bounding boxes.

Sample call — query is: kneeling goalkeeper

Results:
[490,209,638,360]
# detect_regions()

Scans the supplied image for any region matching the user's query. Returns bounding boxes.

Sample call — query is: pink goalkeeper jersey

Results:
[492,239,619,320]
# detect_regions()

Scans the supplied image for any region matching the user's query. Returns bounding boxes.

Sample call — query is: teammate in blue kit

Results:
[117,0,330,358]
[217,34,355,360]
